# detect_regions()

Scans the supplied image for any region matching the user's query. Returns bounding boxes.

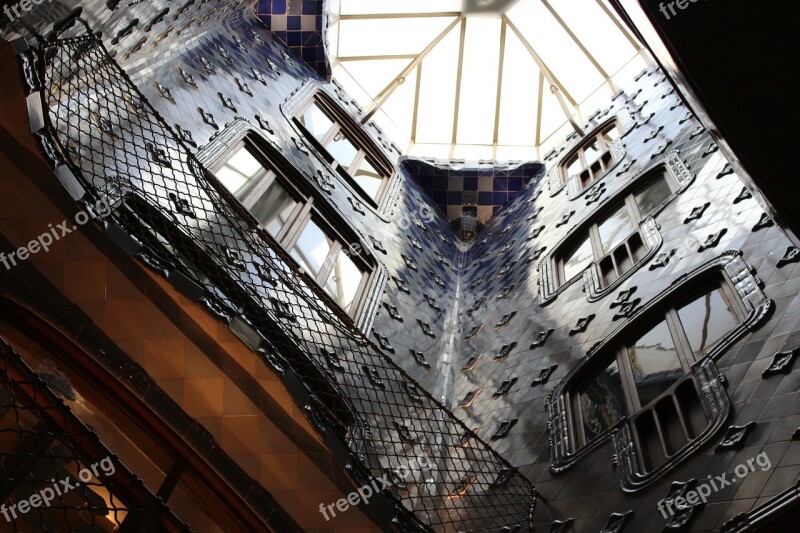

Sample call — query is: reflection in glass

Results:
[678,288,739,358]
[324,250,365,312]
[627,319,684,407]
[583,139,602,165]
[352,158,383,199]
[634,173,672,217]
[579,359,628,441]
[299,103,334,141]
[327,131,359,168]
[249,180,299,237]
[290,219,333,278]
[215,147,266,197]
[598,203,635,254]
[563,237,593,282]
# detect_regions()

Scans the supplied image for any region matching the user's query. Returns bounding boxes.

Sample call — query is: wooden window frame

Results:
[209,135,376,320]
[555,169,679,288]
[560,119,622,189]
[293,93,394,208]
[570,279,747,449]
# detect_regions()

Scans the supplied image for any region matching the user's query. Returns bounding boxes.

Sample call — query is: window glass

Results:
[602,125,620,143]
[583,138,602,165]
[579,359,628,441]
[598,203,635,254]
[677,287,739,359]
[627,320,684,407]
[565,154,582,178]
[290,219,333,278]
[327,131,360,168]
[324,251,365,312]
[562,237,593,282]
[634,173,672,217]
[352,158,383,199]
[215,147,267,197]
[249,180,299,237]
[299,103,334,141]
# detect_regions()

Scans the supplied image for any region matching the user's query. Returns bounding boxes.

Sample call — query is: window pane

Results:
[565,154,582,178]
[627,320,684,407]
[249,180,299,238]
[290,219,334,278]
[562,236,593,283]
[324,250,365,312]
[352,158,383,199]
[227,147,264,178]
[327,131,360,169]
[602,124,620,143]
[579,359,628,441]
[299,102,335,141]
[634,173,673,217]
[598,203,635,254]
[677,287,740,359]
[583,138,602,165]
[215,147,268,199]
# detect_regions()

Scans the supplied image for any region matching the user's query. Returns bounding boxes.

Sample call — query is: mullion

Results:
[240,170,276,210]
[616,347,642,412]
[316,241,343,286]
[282,201,315,250]
[665,308,695,370]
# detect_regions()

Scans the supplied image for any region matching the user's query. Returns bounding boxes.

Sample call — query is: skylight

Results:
[329,0,651,160]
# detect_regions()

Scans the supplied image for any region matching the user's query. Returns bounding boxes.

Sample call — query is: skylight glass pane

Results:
[339,59,413,98]
[381,66,418,143]
[494,146,536,162]
[415,25,461,144]
[498,30,540,147]
[338,18,456,57]
[538,91,569,145]
[332,65,374,109]
[409,144,453,159]
[507,1,604,102]
[452,145,494,161]
[456,18,501,146]
[340,0,461,15]
[548,0,637,75]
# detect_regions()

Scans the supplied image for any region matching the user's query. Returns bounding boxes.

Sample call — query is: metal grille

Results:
[0,339,190,532]
[30,23,536,532]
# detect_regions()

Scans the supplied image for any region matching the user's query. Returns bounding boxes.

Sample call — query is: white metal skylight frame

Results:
[328,0,652,160]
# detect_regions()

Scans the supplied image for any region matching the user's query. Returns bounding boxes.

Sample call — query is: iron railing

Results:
[0,339,191,532]
[23,20,537,532]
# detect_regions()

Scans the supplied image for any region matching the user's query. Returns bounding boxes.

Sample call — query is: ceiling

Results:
[327,0,651,161]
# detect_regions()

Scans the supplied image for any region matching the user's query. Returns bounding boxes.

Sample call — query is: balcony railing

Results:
[18,18,538,532]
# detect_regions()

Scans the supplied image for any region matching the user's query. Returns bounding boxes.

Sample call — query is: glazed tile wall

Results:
[6,0,800,531]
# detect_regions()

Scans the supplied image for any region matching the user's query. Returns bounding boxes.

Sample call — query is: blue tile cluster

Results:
[256,0,330,78]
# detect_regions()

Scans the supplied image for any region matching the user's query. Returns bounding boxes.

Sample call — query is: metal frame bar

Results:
[339,12,461,20]
[492,19,508,160]
[411,63,422,143]
[535,72,545,149]
[362,16,463,123]
[593,0,650,62]
[450,18,468,158]
[338,53,418,62]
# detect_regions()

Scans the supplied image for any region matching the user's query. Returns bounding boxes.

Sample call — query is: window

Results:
[212,137,374,317]
[561,120,621,190]
[294,93,393,206]
[556,170,676,288]
[572,282,744,464]
[547,253,771,488]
